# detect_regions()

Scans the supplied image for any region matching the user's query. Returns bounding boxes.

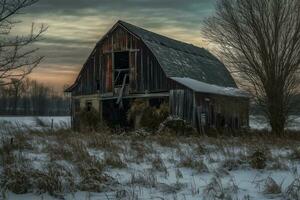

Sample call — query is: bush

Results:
[78,164,115,192]
[140,107,159,130]
[103,152,127,169]
[151,155,167,174]
[78,108,101,131]
[127,99,148,122]
[249,149,267,169]
[178,156,209,173]
[263,177,282,195]
[140,102,169,131]
[33,163,75,197]
[285,178,300,200]
[1,167,31,194]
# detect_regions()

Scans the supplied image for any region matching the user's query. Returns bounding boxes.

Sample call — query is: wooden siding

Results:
[170,88,249,133]
[71,25,171,96]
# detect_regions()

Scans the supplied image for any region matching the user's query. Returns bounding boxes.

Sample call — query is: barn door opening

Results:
[114,51,130,87]
[102,99,131,128]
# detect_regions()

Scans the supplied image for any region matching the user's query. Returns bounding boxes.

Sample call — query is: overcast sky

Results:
[16,0,216,90]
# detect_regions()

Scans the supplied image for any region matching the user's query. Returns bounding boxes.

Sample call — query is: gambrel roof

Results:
[118,21,237,88]
[66,20,238,93]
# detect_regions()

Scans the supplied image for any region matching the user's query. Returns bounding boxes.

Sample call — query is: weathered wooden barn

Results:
[65,20,249,132]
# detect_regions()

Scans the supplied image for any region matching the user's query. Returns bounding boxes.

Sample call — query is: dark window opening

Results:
[114,52,129,69]
[114,51,129,87]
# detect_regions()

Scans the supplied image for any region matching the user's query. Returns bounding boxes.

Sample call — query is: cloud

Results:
[15,0,216,89]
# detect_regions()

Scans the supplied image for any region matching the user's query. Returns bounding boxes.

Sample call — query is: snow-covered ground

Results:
[0,116,71,128]
[0,116,71,136]
[250,115,300,131]
[0,116,299,200]
[0,115,299,131]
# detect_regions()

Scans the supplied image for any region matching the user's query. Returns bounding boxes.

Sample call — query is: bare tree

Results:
[9,78,25,113]
[203,0,300,135]
[0,0,47,85]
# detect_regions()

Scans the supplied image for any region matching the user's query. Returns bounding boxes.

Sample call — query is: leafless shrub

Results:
[103,152,127,169]
[178,156,209,173]
[130,171,157,188]
[0,139,16,166]
[203,177,238,200]
[68,139,91,163]
[158,182,186,194]
[87,133,119,152]
[194,141,207,155]
[46,142,73,162]
[78,162,116,192]
[151,155,168,174]
[262,177,282,195]
[32,163,76,198]
[1,166,31,194]
[129,140,154,163]
[0,150,31,194]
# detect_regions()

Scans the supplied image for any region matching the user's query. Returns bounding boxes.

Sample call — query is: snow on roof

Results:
[170,77,249,98]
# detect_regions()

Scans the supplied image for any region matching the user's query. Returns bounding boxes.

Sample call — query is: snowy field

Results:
[0,115,300,132]
[249,115,300,131]
[0,116,299,200]
[0,116,71,136]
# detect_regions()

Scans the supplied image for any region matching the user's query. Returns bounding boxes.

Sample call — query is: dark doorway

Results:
[102,99,131,128]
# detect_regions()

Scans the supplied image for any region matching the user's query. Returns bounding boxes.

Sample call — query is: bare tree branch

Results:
[203,0,300,135]
[0,0,47,86]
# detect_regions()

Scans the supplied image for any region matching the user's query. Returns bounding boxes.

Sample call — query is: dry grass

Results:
[220,159,244,171]
[1,124,300,198]
[128,140,154,163]
[151,155,168,174]
[103,152,127,169]
[203,176,238,200]
[177,155,209,173]
[152,134,179,148]
[129,171,157,188]
[263,177,282,195]
[285,178,300,200]
[32,163,76,198]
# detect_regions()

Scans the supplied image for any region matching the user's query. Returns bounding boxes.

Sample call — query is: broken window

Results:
[114,51,129,87]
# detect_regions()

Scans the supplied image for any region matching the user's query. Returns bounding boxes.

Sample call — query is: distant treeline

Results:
[250,94,300,115]
[0,79,70,116]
